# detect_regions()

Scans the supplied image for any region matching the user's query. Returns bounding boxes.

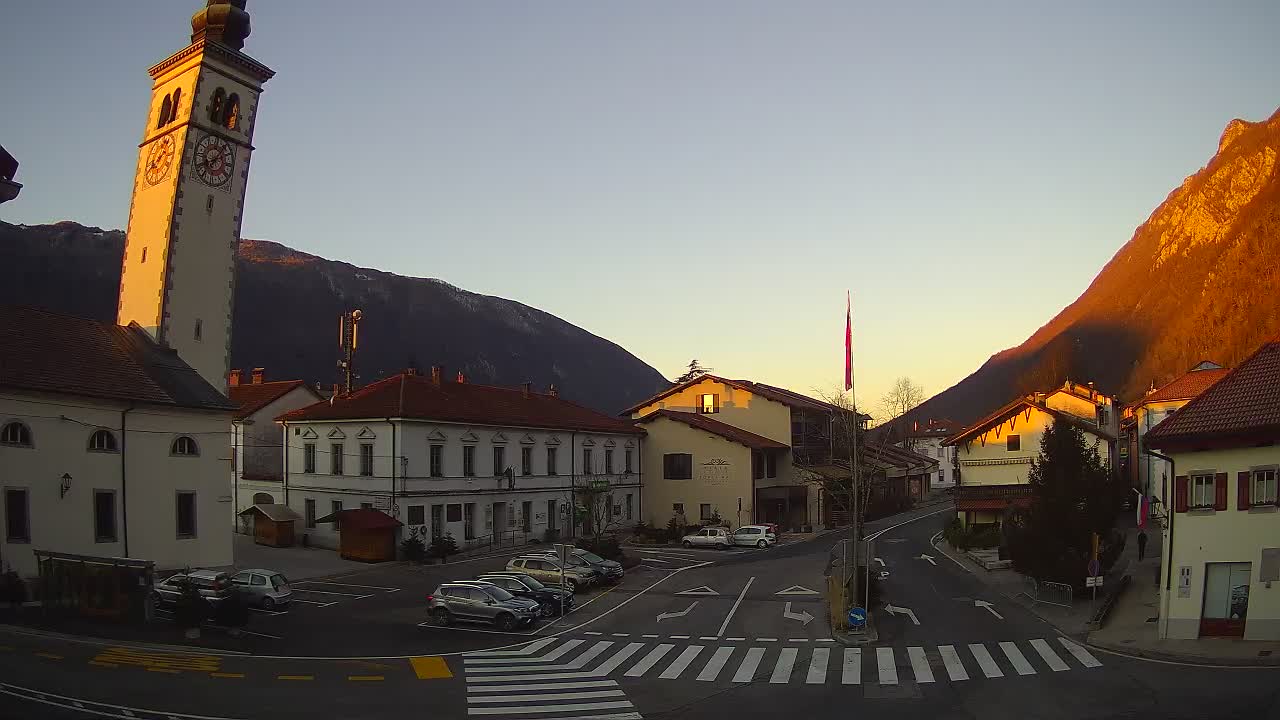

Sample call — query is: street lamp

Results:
[59,473,72,498]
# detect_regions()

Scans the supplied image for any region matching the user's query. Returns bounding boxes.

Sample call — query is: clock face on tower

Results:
[144,135,175,186]
[193,134,235,189]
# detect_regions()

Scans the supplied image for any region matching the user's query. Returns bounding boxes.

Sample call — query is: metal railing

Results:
[1022,577,1073,608]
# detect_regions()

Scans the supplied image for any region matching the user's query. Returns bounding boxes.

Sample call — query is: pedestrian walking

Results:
[1137,530,1148,562]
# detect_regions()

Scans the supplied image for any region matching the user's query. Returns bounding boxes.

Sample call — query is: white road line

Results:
[467,680,617,692]
[611,633,630,638]
[907,646,934,683]
[696,646,735,681]
[670,635,690,640]
[938,645,969,681]
[788,638,808,643]
[568,641,615,669]
[641,634,659,639]
[248,608,286,616]
[876,647,898,685]
[1058,638,1103,668]
[465,637,558,657]
[757,637,777,642]
[659,646,704,679]
[584,632,603,636]
[715,576,755,638]
[1029,638,1069,672]
[637,557,671,564]
[999,642,1036,676]
[466,643,611,675]
[467,700,635,716]
[288,599,335,607]
[468,670,599,683]
[288,588,372,598]
[968,643,1004,678]
[725,637,746,642]
[770,647,798,683]
[842,648,861,685]
[626,644,674,677]
[732,647,766,683]
[294,581,399,591]
[465,639,583,665]
[468,689,626,703]
[594,643,646,676]
[816,638,835,643]
[807,647,830,684]
[699,636,718,641]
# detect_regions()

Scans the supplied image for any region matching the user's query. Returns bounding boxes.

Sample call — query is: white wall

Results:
[1,391,232,577]
[901,436,955,488]
[232,384,321,526]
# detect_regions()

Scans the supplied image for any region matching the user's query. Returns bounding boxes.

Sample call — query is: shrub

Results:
[578,536,622,560]
[174,577,209,629]
[428,532,459,562]
[400,532,427,563]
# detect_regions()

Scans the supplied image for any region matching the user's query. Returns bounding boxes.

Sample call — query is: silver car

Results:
[427,581,540,631]
[230,569,292,610]
[682,527,731,549]
[505,555,598,593]
[731,525,778,548]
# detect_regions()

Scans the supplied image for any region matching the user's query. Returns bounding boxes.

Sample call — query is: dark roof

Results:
[314,507,402,530]
[238,503,301,522]
[944,395,1115,446]
[231,380,319,420]
[1146,340,1280,448]
[1138,365,1230,405]
[281,373,643,435]
[865,443,939,470]
[903,418,959,438]
[636,409,788,450]
[0,306,233,411]
[622,374,871,420]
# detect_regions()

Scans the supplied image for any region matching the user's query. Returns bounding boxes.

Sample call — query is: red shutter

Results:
[1174,475,1189,513]
[1214,472,1228,511]
[1238,471,1252,511]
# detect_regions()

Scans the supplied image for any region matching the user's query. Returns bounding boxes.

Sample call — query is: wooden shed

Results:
[314,508,402,562]
[238,504,302,547]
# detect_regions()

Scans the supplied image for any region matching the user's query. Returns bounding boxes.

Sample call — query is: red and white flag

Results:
[844,291,853,392]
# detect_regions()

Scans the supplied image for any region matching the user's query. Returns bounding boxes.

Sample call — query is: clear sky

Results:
[3,1,1278,415]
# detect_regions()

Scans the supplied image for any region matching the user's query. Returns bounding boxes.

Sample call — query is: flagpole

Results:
[845,292,860,601]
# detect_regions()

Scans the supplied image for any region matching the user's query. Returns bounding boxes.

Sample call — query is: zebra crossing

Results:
[463,635,1104,716]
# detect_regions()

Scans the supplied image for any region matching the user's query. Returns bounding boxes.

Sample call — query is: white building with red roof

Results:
[1120,360,1229,496]
[228,368,322,528]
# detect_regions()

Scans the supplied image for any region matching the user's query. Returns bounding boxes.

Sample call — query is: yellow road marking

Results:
[89,661,118,668]
[146,667,180,674]
[209,672,245,679]
[36,652,63,660]
[0,645,13,651]
[409,656,452,679]
[277,675,313,681]
[347,675,385,682]
[94,646,220,672]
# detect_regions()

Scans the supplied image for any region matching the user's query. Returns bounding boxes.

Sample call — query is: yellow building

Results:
[1147,340,1280,640]
[626,375,865,531]
[944,383,1116,527]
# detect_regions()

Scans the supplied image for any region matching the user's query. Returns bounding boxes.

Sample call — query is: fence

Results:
[1022,577,1073,608]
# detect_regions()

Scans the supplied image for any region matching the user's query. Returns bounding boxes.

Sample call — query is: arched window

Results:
[172,436,199,456]
[157,94,172,129]
[1,421,32,447]
[252,492,275,505]
[209,88,225,123]
[169,88,182,124]
[224,93,240,130]
[88,429,118,453]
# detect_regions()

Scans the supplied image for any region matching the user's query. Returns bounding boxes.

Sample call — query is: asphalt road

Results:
[4,505,1279,720]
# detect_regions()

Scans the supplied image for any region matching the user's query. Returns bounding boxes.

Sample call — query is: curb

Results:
[1085,638,1280,667]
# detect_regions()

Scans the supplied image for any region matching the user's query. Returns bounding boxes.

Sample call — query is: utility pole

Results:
[337,309,363,394]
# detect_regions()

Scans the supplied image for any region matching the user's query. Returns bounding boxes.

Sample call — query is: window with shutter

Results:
[1238,471,1252,510]
[1214,472,1228,511]
[1174,475,1189,513]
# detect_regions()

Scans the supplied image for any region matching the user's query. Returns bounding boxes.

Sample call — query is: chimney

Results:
[548,383,558,398]
[430,366,442,386]
[456,371,466,384]
[406,367,417,376]
[522,382,532,399]
[251,367,265,384]
[1033,392,1046,404]
[228,369,243,387]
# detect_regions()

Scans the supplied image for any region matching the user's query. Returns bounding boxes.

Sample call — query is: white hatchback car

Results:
[682,527,731,549]
[731,525,777,548]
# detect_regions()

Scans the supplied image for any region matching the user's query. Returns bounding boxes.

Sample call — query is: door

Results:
[431,505,444,539]
[547,500,557,532]
[522,501,533,533]
[1201,562,1251,637]
[492,503,507,542]
[463,503,475,540]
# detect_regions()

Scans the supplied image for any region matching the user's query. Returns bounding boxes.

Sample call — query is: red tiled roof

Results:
[944,396,1115,446]
[1146,340,1280,447]
[0,306,233,411]
[622,374,870,420]
[904,418,959,438]
[955,485,1032,511]
[230,380,318,420]
[636,409,788,450]
[1139,366,1230,404]
[313,508,401,530]
[280,373,642,435]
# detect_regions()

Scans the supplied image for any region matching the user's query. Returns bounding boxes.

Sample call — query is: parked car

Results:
[731,525,777,548]
[229,569,292,610]
[426,581,540,631]
[152,569,232,607]
[529,546,624,584]
[477,573,575,617]
[682,527,731,549]
[505,555,598,593]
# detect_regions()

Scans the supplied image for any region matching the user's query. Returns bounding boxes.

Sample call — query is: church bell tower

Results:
[117,1,274,395]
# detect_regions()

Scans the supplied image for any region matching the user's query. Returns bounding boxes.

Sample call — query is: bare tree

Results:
[880,377,925,449]
[573,456,626,549]
[673,359,711,384]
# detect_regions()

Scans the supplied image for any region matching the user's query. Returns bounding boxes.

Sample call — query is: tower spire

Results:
[191,1,252,50]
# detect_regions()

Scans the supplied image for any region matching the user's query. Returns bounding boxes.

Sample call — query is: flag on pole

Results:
[844,291,853,391]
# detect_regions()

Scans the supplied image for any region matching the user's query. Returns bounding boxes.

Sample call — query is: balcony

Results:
[955,484,1032,511]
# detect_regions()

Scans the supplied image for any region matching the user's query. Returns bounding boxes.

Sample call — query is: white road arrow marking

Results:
[873,557,885,567]
[775,585,820,596]
[916,554,937,566]
[782,602,815,626]
[657,601,699,622]
[675,585,718,596]
[975,600,1004,619]
[883,604,920,625]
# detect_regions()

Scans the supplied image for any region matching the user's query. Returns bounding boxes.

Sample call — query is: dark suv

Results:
[477,573,575,617]
[427,581,540,631]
